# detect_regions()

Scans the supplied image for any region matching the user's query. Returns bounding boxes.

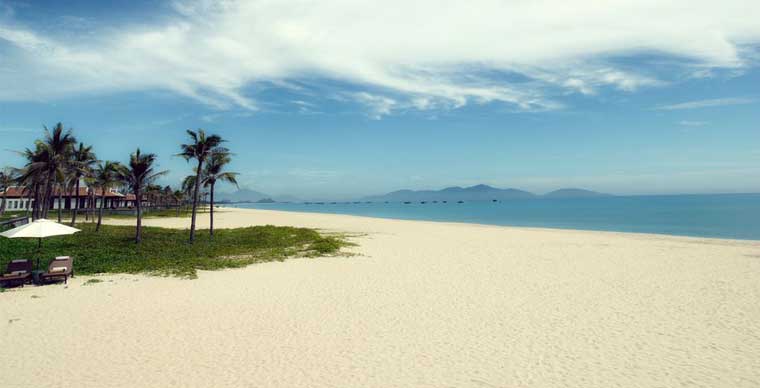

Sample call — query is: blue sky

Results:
[1,0,759,200]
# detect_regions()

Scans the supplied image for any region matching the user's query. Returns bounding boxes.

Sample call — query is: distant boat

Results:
[304,202,312,205]
[403,201,412,204]
[353,201,360,204]
[492,199,498,202]
[442,201,447,203]
[365,201,372,204]
[330,202,337,204]
[316,202,325,205]
[420,201,427,204]
[457,200,464,204]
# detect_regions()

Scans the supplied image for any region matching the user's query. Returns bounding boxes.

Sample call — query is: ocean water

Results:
[233,194,760,240]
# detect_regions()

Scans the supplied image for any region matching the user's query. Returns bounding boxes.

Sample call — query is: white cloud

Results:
[678,120,709,126]
[287,168,341,180]
[0,126,36,133]
[0,0,759,115]
[656,97,755,110]
[349,92,397,119]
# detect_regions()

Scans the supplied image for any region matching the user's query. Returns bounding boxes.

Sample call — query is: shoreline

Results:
[225,201,760,242]
[3,207,759,387]
[216,206,760,245]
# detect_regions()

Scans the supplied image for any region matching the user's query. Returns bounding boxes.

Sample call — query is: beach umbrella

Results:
[0,218,80,269]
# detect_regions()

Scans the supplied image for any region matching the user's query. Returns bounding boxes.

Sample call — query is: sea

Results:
[233,194,760,241]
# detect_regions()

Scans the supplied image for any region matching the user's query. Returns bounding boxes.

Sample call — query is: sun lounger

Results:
[1,259,33,287]
[39,256,74,285]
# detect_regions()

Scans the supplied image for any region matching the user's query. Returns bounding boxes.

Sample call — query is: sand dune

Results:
[2,207,759,387]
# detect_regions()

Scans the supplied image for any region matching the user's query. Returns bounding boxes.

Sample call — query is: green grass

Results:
[0,212,26,222]
[102,208,210,219]
[0,223,349,278]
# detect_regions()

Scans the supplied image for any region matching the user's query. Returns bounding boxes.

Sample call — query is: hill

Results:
[362,184,537,202]
[216,188,299,203]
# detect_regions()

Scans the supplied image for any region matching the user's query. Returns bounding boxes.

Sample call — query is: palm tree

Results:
[69,143,98,225]
[93,161,122,232]
[143,184,162,214]
[38,124,77,218]
[178,129,225,243]
[55,168,68,223]
[201,151,238,237]
[172,189,186,216]
[0,168,18,217]
[118,149,167,244]
[16,143,49,220]
[162,185,173,210]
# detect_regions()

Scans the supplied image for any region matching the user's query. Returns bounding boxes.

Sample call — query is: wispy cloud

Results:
[350,92,398,120]
[678,120,709,126]
[0,1,759,116]
[656,97,755,110]
[0,126,36,133]
[287,168,341,180]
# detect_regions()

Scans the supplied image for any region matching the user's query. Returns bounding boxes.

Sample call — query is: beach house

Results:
[0,186,143,211]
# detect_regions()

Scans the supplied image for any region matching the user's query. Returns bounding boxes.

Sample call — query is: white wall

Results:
[2,199,33,210]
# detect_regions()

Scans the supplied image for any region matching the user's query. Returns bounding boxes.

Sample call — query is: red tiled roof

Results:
[0,187,29,197]
[0,186,125,198]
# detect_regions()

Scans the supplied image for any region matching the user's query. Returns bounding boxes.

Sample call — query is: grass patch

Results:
[1,211,28,223]
[103,208,208,219]
[0,223,349,278]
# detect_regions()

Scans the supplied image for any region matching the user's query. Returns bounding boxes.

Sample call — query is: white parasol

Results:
[1,218,80,269]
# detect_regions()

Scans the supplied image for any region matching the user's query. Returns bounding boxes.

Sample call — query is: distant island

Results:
[216,188,299,203]
[217,185,610,204]
[362,185,610,202]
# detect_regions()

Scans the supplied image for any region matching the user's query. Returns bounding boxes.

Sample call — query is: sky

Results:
[1,0,759,200]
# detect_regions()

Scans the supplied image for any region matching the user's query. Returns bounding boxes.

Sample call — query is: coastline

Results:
[227,194,760,241]
[224,206,760,245]
[2,207,759,387]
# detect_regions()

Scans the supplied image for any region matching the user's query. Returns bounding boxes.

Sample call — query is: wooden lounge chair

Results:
[40,256,74,285]
[1,259,33,287]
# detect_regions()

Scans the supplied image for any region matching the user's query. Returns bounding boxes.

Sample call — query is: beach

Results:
[2,207,759,387]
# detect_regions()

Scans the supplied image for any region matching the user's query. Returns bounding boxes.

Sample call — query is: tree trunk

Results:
[85,189,90,221]
[25,187,32,218]
[189,159,203,243]
[88,190,94,222]
[42,168,55,219]
[71,178,80,225]
[135,189,143,244]
[0,192,6,217]
[96,190,105,232]
[33,184,40,220]
[209,182,215,237]
[57,183,63,223]
[41,177,51,218]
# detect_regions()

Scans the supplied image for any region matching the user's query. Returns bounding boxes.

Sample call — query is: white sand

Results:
[2,207,759,387]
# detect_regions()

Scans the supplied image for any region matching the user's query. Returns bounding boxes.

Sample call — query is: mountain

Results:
[272,194,301,203]
[542,188,611,198]
[215,188,299,203]
[362,184,537,202]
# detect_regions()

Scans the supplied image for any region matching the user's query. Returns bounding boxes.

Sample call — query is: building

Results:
[0,186,144,211]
